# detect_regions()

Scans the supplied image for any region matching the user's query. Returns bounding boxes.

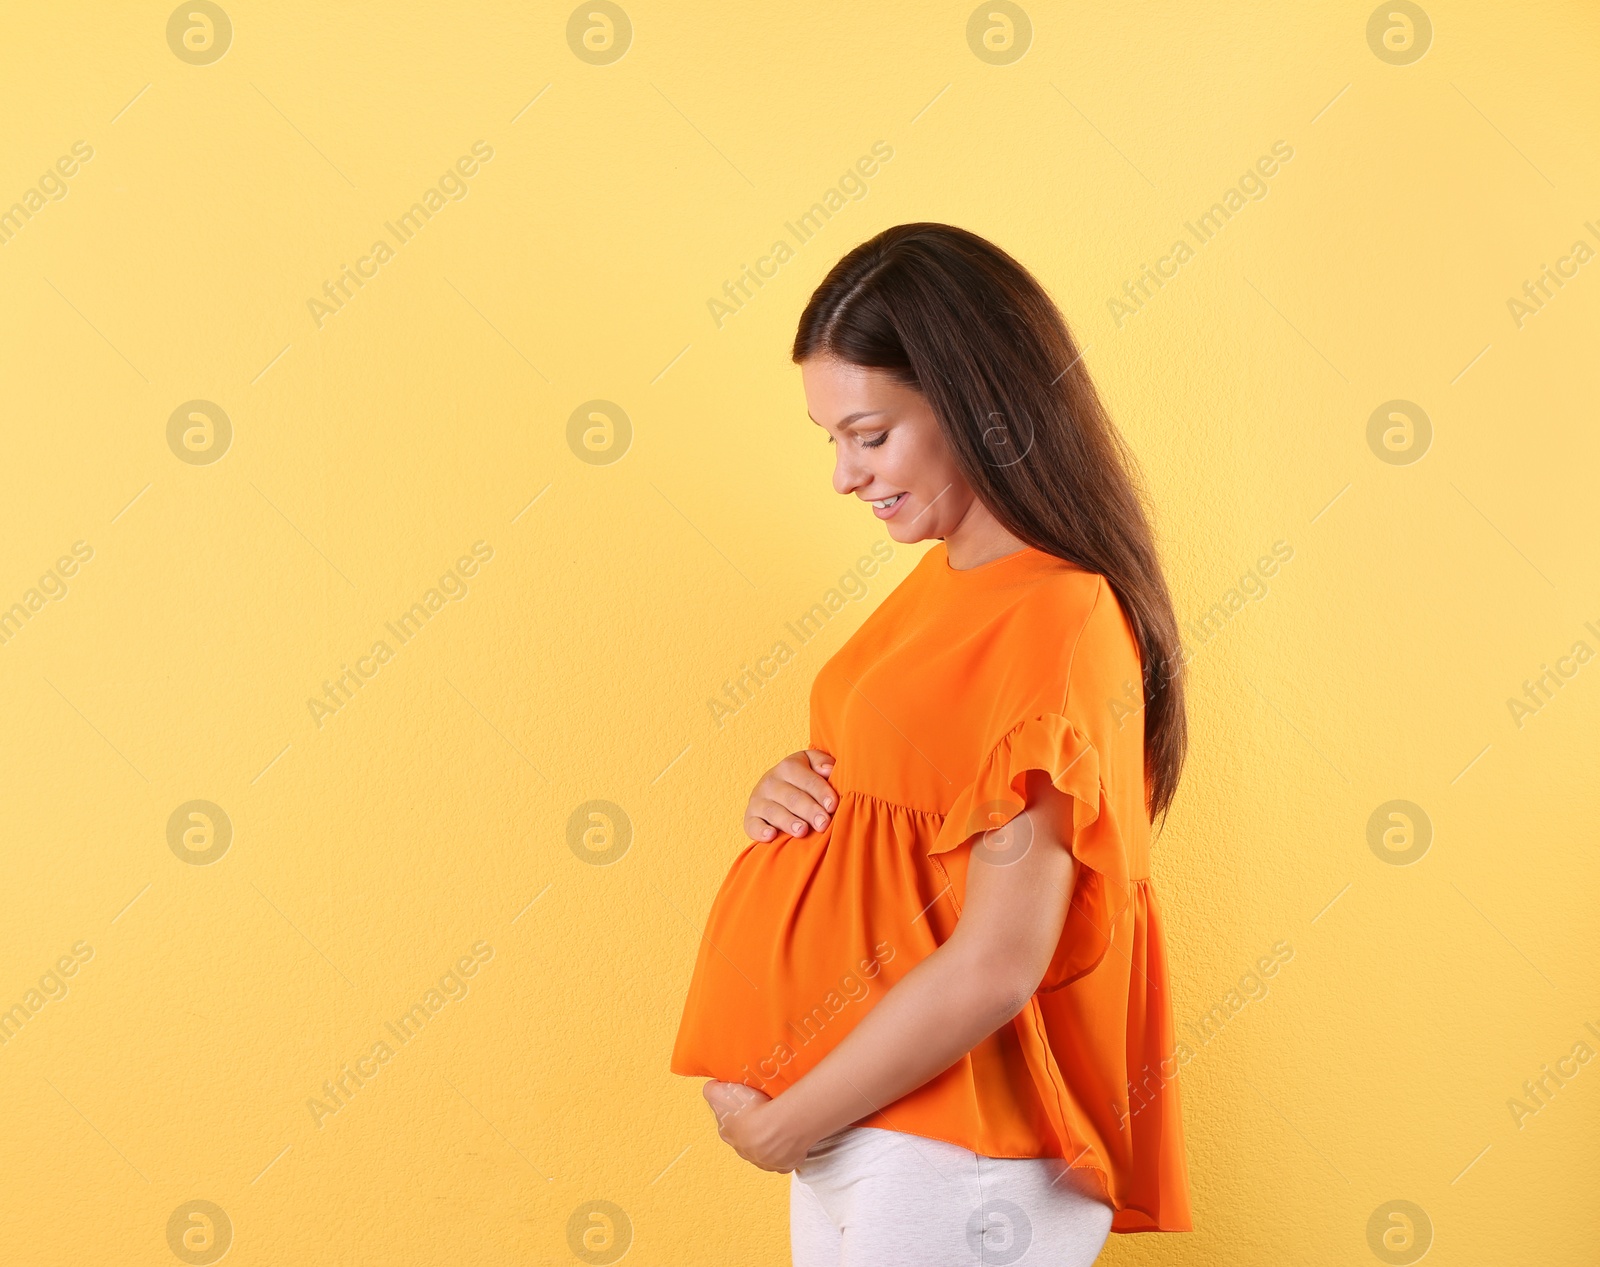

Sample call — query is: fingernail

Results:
[761,828,773,839]
[822,798,834,810]
[793,822,805,833]
[813,816,827,829]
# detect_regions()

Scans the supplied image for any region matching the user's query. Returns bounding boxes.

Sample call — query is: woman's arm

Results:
[702,768,1080,1171]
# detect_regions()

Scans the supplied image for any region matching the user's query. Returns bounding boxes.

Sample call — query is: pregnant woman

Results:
[671,223,1193,1265]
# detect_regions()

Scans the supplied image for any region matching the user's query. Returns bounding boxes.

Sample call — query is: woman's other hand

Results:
[702,1080,812,1173]
[744,749,837,840]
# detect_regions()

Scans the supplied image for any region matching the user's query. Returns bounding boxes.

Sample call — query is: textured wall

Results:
[1,2,1596,1264]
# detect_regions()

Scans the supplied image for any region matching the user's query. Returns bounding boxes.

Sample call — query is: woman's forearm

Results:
[763,939,1027,1152]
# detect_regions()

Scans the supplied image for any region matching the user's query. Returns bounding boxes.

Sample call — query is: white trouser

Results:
[789,1124,1114,1266]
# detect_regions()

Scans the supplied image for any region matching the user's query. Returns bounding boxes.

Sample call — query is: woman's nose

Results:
[833,452,866,496]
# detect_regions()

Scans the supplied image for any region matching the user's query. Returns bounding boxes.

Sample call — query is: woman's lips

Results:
[872,493,908,520]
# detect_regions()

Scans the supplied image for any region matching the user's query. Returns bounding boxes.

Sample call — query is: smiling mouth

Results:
[870,494,906,509]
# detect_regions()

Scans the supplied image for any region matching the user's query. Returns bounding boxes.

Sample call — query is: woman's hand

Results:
[702,1080,814,1172]
[744,749,837,841]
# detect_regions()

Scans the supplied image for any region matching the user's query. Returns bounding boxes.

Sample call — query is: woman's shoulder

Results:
[1024,552,1106,607]
[1002,554,1117,638]
[1008,562,1143,700]
[1063,572,1143,697]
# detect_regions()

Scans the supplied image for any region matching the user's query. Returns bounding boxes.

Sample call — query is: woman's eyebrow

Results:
[810,410,888,428]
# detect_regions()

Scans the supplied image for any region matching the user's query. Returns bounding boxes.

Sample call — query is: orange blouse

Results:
[671,541,1192,1234]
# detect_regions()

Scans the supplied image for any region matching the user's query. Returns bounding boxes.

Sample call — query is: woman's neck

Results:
[941,503,1029,570]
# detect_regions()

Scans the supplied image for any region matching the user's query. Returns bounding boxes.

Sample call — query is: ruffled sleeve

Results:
[927,711,1132,990]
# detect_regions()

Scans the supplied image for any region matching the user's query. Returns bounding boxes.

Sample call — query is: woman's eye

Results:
[861,432,887,448]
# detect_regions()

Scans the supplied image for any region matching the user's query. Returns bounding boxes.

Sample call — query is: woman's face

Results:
[800,355,979,545]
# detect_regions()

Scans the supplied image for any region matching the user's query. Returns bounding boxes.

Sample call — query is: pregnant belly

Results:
[669,791,954,1095]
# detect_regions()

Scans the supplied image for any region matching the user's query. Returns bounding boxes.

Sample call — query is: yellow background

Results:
[2,1,1596,1263]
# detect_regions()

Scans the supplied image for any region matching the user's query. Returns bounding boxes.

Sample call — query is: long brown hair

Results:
[792,222,1188,823]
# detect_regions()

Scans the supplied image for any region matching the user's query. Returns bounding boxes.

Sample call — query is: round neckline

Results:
[941,540,1044,574]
